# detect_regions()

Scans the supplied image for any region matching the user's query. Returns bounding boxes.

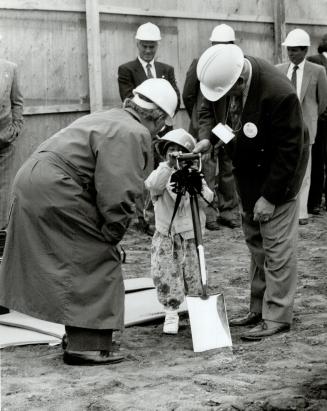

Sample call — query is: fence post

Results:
[86,0,103,112]
[273,0,287,64]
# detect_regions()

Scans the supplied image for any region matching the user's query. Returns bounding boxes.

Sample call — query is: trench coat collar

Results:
[124,106,143,123]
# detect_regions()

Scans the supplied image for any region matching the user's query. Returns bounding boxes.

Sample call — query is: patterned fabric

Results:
[227,94,243,131]
[146,63,153,78]
[151,231,203,309]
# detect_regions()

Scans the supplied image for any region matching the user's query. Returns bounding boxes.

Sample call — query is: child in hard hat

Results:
[145,129,214,334]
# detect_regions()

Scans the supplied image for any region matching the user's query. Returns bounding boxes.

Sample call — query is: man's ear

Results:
[236,77,245,87]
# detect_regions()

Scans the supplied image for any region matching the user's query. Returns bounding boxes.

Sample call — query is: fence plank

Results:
[273,0,287,64]
[86,0,103,112]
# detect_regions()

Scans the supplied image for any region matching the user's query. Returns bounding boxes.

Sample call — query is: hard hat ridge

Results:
[135,22,161,41]
[197,44,244,101]
[133,78,177,124]
[156,129,196,156]
[282,28,311,47]
[210,24,235,43]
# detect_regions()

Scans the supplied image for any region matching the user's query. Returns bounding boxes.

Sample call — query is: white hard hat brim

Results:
[200,81,233,102]
[282,41,310,47]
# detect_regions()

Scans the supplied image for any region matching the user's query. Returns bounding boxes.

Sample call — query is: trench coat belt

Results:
[35,150,94,193]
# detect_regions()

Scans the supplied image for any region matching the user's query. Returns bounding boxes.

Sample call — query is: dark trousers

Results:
[65,326,113,351]
[308,119,327,210]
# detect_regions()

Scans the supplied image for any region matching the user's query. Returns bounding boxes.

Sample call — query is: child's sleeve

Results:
[145,162,174,198]
[199,178,214,206]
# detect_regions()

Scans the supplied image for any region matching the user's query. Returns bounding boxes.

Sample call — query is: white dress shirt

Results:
[138,56,157,78]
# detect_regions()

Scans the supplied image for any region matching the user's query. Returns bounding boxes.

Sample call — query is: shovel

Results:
[186,192,232,352]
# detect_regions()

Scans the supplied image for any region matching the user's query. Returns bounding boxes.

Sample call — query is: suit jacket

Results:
[0,59,24,149]
[198,56,309,211]
[182,58,203,138]
[276,60,327,143]
[307,53,327,120]
[307,53,327,72]
[118,58,180,111]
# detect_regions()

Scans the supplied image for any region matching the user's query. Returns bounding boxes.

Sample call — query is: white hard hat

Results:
[210,24,235,43]
[135,22,161,41]
[282,29,311,47]
[133,78,177,123]
[156,129,196,156]
[197,44,244,101]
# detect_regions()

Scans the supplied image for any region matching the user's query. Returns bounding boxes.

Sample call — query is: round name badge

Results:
[243,122,258,138]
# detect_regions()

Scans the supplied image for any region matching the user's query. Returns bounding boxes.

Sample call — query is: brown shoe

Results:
[229,312,262,327]
[299,218,309,225]
[240,320,290,341]
[63,350,124,366]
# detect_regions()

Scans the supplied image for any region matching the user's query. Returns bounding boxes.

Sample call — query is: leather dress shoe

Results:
[63,350,124,365]
[308,206,321,215]
[217,216,240,229]
[240,320,290,341]
[0,305,9,315]
[229,312,262,327]
[299,218,309,225]
[205,221,220,231]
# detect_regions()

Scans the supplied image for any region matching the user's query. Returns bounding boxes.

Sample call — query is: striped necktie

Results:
[146,63,153,78]
[227,94,243,131]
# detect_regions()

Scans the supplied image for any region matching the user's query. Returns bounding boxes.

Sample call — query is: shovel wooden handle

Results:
[190,194,208,295]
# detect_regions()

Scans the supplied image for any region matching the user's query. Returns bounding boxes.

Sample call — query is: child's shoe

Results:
[163,309,179,334]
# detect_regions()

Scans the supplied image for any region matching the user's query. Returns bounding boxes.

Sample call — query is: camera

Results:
[175,153,202,171]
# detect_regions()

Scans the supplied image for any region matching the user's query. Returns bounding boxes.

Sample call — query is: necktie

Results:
[146,63,153,78]
[291,65,299,90]
[227,94,243,131]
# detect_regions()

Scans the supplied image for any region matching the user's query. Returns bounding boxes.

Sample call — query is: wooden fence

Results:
[0,0,327,215]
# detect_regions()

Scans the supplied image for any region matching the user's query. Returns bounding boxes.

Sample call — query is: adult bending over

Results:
[0,78,177,365]
[194,45,309,340]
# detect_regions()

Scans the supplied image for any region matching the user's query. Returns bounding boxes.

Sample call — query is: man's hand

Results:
[193,139,212,154]
[253,196,275,223]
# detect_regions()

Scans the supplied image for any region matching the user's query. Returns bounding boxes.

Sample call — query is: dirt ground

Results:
[1,210,327,411]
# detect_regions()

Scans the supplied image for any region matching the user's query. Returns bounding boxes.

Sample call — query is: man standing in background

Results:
[182,24,239,230]
[118,22,180,235]
[307,33,327,213]
[276,29,327,225]
[0,39,24,315]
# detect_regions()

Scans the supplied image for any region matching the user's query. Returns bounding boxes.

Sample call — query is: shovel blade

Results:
[186,293,232,352]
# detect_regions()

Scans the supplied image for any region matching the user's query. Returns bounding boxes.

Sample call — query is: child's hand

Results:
[167,151,181,168]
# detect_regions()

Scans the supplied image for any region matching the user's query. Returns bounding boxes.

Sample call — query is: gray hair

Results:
[124,98,166,123]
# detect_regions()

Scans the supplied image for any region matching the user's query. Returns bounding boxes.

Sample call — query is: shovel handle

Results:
[198,244,207,290]
[190,194,208,295]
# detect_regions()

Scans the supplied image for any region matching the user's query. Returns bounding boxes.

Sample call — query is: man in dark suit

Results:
[182,24,240,231]
[118,22,180,235]
[194,45,309,340]
[307,33,327,213]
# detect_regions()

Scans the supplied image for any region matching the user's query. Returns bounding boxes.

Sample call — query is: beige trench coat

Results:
[0,108,152,329]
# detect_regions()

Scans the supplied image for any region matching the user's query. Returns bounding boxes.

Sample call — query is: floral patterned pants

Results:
[151,231,203,309]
